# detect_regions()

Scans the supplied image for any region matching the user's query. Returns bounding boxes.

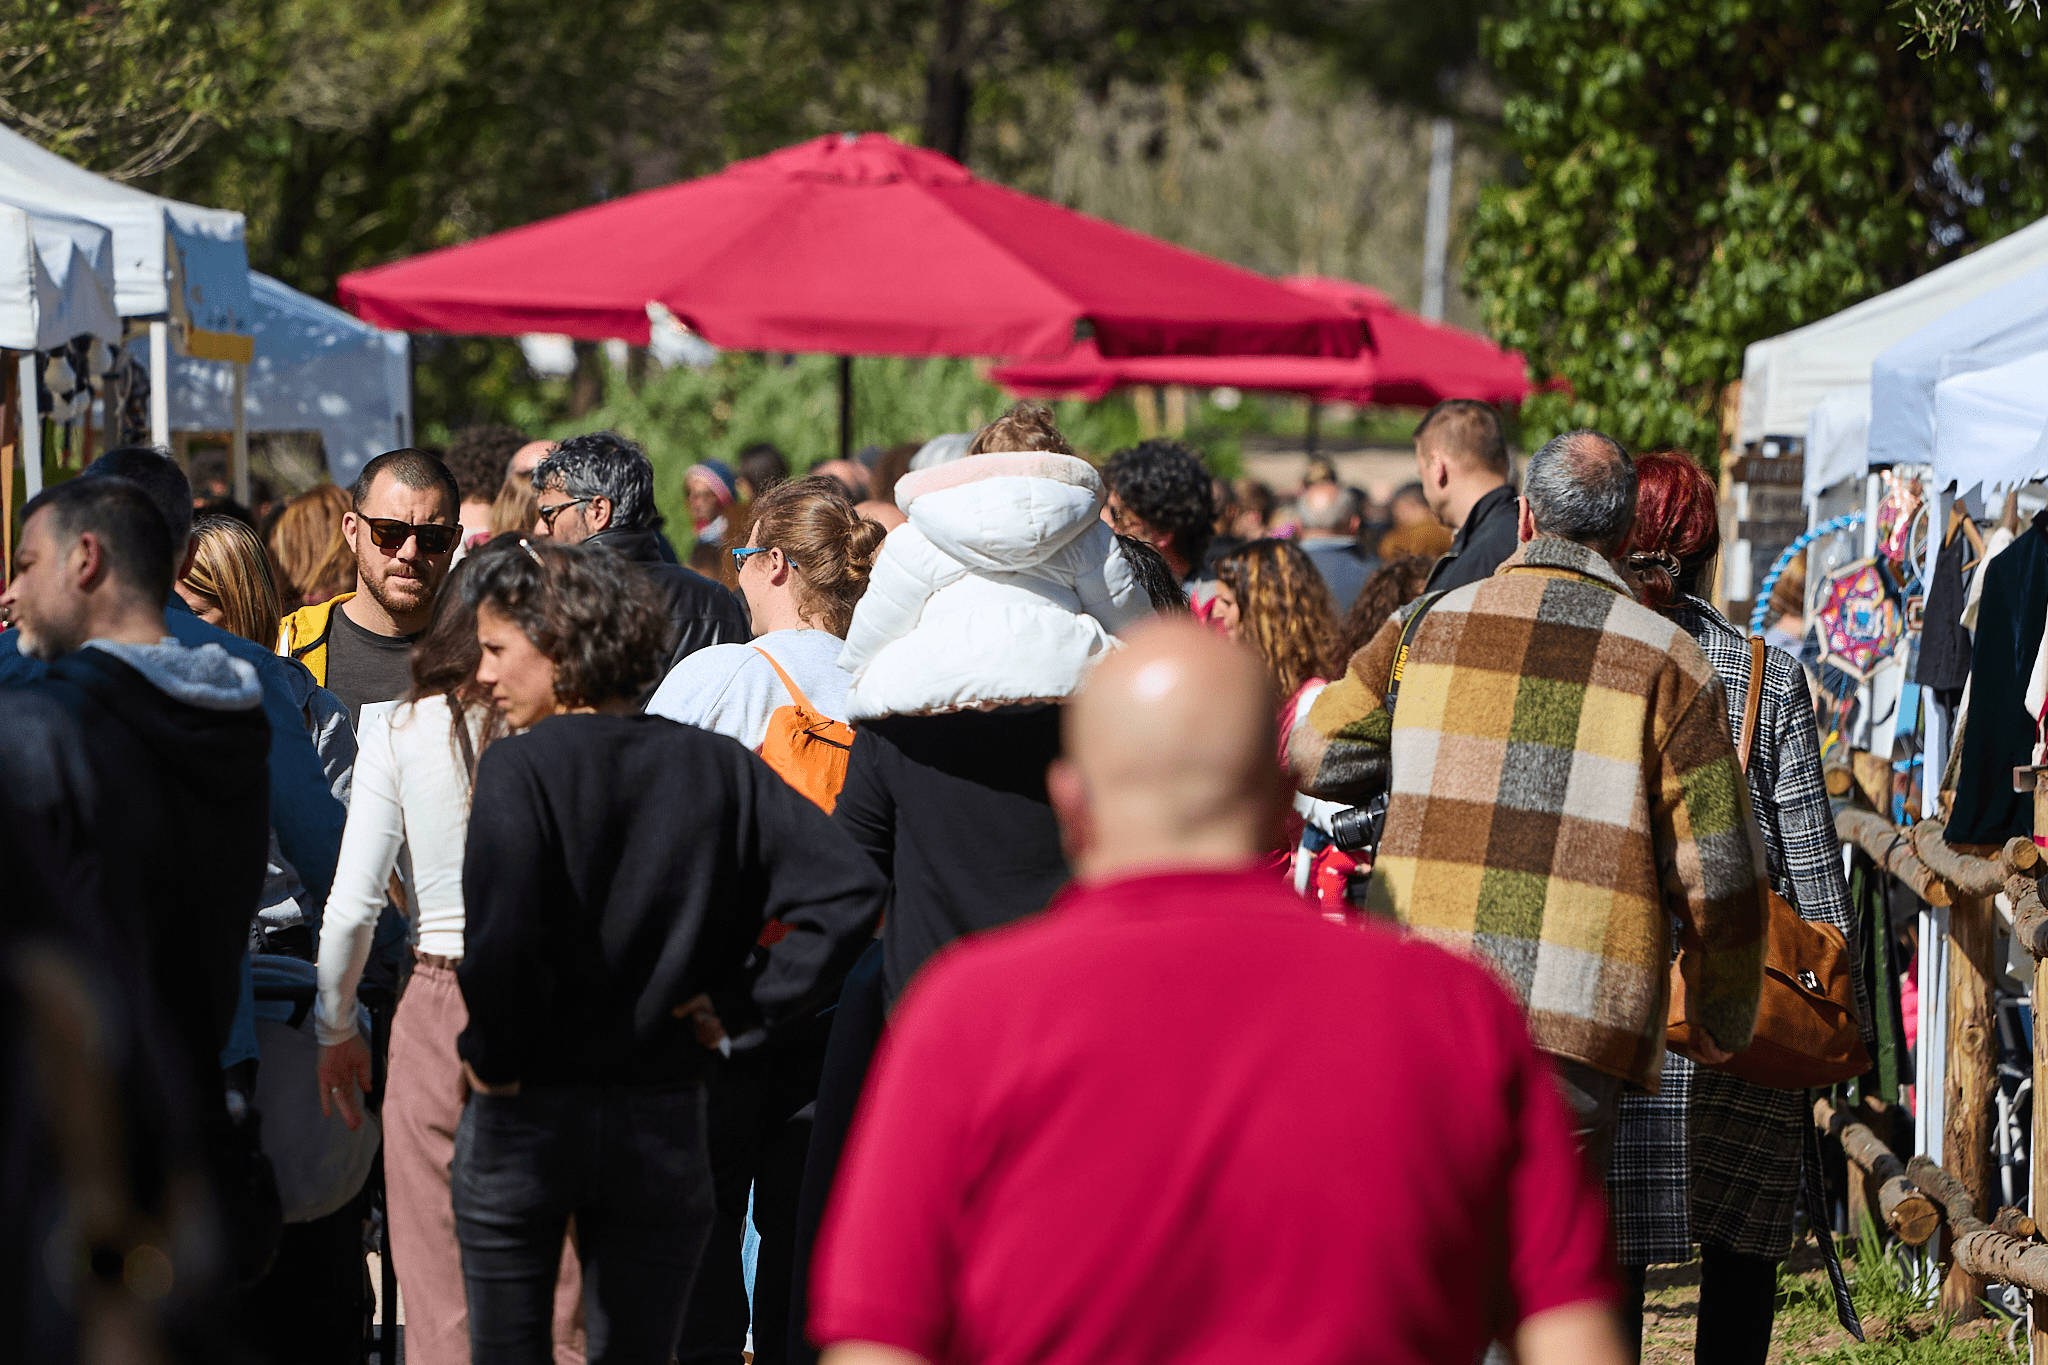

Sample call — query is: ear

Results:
[341,509,360,543]
[71,530,108,590]
[588,496,614,533]
[1517,496,1537,544]
[1046,757,1093,865]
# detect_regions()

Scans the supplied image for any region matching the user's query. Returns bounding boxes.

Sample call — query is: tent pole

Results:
[838,356,853,461]
[149,320,170,450]
[19,352,41,499]
[231,360,250,506]
[3,350,15,574]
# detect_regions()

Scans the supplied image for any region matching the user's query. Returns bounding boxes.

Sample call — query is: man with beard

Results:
[0,476,276,1289]
[280,448,462,726]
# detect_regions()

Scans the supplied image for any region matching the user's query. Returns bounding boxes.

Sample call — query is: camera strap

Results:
[1379,591,1446,720]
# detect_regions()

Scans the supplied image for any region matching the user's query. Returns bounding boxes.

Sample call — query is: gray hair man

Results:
[1296,482,1376,611]
[532,430,748,672]
[1292,428,1768,1177]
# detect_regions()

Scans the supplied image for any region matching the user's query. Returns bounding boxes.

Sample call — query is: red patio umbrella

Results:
[989,276,1530,413]
[337,133,1362,453]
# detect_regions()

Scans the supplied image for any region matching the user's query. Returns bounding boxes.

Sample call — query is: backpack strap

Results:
[1737,635,1766,774]
[752,646,817,714]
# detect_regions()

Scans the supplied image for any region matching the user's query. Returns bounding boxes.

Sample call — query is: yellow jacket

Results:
[277,592,356,687]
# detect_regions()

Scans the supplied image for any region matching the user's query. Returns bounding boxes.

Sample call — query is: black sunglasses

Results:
[363,517,459,555]
[536,497,594,532]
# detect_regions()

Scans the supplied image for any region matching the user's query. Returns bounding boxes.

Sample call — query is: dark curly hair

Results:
[461,534,675,707]
[443,424,529,503]
[1332,554,1434,675]
[1102,440,1215,571]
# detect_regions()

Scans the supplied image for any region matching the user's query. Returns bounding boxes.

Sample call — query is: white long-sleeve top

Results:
[314,695,476,1045]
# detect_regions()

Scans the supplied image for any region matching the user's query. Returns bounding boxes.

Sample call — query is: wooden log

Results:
[2012,873,2048,959]
[1814,1098,1940,1245]
[1993,1206,2038,1239]
[1911,1154,1990,1236]
[1836,806,1953,906]
[1853,750,1893,813]
[1942,891,2001,1319]
[1951,1228,2048,1296]
[1824,749,1854,798]
[1912,818,2010,898]
[2003,836,2041,874]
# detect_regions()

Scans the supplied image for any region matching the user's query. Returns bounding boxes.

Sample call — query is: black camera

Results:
[1327,794,1387,854]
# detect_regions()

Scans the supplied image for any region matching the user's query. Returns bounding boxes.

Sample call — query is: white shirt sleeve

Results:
[314,703,405,1045]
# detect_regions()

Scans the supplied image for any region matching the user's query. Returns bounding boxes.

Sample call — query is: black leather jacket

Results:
[587,527,750,671]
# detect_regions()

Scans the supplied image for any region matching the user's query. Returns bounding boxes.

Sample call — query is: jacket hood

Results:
[895,451,1106,573]
[50,643,270,795]
[86,638,262,711]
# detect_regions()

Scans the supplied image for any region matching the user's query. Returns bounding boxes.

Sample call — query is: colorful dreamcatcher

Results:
[1814,556,1906,683]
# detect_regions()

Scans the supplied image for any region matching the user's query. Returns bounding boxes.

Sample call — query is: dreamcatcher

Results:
[1815,557,1907,683]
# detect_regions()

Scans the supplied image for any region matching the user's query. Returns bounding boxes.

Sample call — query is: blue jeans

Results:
[454,1083,715,1365]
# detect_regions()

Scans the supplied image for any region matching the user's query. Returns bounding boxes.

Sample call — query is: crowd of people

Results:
[0,393,1854,1365]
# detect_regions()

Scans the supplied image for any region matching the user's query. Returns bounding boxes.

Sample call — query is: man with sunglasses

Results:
[280,447,462,727]
[531,431,747,676]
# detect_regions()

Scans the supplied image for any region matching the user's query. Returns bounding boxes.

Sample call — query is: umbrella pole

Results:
[1305,401,1321,458]
[838,356,853,461]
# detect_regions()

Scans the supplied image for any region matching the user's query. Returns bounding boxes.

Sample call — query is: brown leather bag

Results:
[1667,636,1871,1090]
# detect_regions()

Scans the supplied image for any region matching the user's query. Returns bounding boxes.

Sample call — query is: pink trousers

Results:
[385,959,585,1365]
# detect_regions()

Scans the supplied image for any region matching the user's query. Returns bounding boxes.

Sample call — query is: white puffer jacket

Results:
[839,450,1149,719]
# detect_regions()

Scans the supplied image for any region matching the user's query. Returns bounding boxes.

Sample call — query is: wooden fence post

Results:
[2032,774,2048,1357]
[1942,889,1999,1319]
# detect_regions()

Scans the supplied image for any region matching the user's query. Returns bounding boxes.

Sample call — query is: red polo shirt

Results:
[811,866,1617,1365]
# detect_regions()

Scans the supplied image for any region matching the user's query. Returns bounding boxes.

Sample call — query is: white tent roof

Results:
[1737,214,2048,445]
[1933,350,2048,494]
[0,124,252,347]
[144,273,411,484]
[0,201,120,351]
[1868,259,2048,466]
[1803,385,1871,501]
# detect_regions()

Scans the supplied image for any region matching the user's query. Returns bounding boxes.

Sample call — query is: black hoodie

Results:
[26,644,271,1104]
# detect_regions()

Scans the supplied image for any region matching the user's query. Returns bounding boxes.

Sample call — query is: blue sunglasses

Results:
[729,546,798,569]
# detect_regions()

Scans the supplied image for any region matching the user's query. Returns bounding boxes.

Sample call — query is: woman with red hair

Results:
[1607,451,1864,1363]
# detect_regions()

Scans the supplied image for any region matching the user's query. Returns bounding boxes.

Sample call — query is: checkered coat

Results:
[1293,539,1769,1091]
[1608,597,1863,1263]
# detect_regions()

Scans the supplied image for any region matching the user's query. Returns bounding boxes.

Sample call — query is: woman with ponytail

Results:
[1608,451,1863,1365]
[645,475,886,1365]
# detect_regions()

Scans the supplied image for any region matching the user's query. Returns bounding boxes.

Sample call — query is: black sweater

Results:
[833,705,1071,1005]
[458,713,885,1088]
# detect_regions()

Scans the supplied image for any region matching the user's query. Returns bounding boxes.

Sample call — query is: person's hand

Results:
[673,993,728,1048]
[317,1033,374,1130]
[460,1059,520,1098]
[1687,1034,1734,1066]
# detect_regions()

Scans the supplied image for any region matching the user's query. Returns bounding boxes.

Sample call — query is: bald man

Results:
[809,621,1627,1365]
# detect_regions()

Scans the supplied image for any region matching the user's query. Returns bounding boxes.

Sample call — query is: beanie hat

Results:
[685,459,737,506]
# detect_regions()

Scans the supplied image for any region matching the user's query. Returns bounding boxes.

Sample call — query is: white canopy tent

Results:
[1869,259,2048,466]
[0,125,251,347]
[1737,214,2048,448]
[0,124,255,457]
[0,202,120,351]
[1803,384,1872,502]
[143,273,412,487]
[1932,350,2048,494]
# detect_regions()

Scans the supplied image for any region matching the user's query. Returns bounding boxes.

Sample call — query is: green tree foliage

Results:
[1465,0,2048,458]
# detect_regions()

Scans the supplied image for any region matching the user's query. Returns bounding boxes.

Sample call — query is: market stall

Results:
[142,272,412,488]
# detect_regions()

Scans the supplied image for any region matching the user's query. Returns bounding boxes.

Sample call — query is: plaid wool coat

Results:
[1293,538,1769,1090]
[1608,597,1865,1263]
